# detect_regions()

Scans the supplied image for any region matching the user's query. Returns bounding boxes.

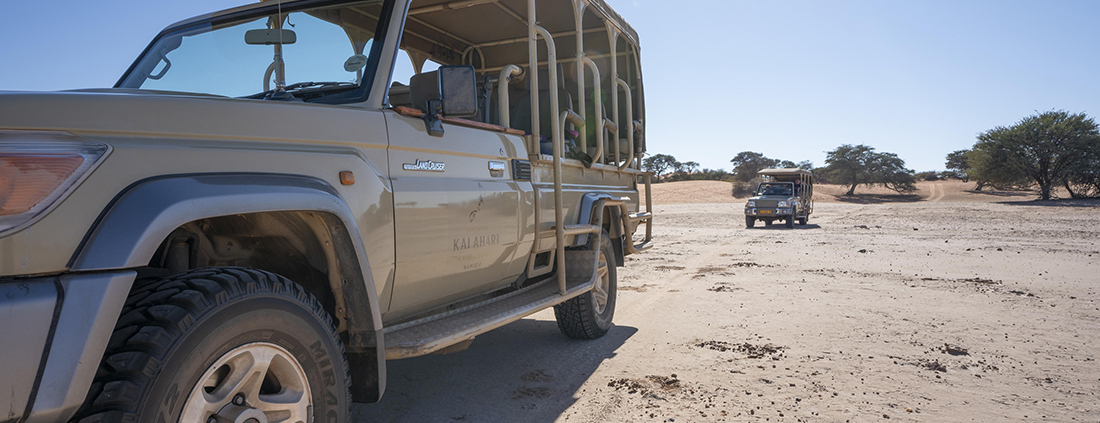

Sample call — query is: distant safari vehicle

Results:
[744,168,813,228]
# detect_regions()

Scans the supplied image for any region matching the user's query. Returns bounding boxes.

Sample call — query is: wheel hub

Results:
[592,250,610,313]
[211,402,269,423]
[180,342,313,423]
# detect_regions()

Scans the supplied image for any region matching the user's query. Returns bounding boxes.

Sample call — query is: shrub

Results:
[731,177,762,198]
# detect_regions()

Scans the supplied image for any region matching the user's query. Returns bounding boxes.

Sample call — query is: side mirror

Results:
[409,66,478,137]
[245,29,297,45]
[411,65,478,118]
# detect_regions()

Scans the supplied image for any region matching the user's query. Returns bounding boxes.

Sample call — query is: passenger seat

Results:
[510,64,574,154]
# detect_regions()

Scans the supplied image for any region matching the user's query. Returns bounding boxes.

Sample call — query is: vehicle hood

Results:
[0,90,369,143]
[748,195,794,208]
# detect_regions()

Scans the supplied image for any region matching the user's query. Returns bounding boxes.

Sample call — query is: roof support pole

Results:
[580,56,606,165]
[497,65,522,127]
[527,0,540,149]
[532,24,566,295]
[616,79,634,172]
[572,0,587,158]
[526,0,568,295]
[606,23,619,167]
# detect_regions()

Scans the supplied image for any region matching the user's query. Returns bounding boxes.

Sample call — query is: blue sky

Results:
[2,0,1098,172]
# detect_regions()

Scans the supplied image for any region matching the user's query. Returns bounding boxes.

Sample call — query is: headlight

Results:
[777,201,789,208]
[745,200,755,208]
[1,131,110,237]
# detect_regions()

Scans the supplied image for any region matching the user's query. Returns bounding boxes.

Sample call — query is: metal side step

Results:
[383,276,596,359]
[551,224,601,236]
[628,212,652,223]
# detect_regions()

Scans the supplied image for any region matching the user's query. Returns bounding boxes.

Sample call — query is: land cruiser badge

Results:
[403,159,445,172]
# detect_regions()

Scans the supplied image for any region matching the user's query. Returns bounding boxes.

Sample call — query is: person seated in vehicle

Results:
[764,184,791,196]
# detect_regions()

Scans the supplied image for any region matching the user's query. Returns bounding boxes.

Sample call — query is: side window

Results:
[390,49,416,87]
[421,60,441,75]
[388,49,444,107]
[389,50,444,86]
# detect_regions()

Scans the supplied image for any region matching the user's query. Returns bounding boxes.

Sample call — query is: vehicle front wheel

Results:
[798,216,808,225]
[785,215,795,228]
[72,267,351,423]
[554,230,617,339]
[745,216,755,228]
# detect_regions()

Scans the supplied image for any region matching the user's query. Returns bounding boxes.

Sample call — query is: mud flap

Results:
[564,235,601,289]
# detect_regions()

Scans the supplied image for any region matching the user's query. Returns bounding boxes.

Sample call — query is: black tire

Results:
[798,217,807,225]
[554,231,616,339]
[745,216,755,228]
[72,267,351,423]
[785,215,795,228]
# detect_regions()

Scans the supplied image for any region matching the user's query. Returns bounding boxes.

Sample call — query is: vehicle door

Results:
[383,91,526,314]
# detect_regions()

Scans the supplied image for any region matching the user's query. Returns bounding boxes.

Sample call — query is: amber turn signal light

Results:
[339,171,355,185]
[0,154,85,216]
[0,131,111,237]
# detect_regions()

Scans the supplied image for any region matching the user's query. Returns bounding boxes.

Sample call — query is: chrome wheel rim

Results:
[592,250,611,314]
[179,342,312,423]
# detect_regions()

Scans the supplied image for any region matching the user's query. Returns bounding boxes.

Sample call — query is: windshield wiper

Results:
[284,81,347,91]
[248,81,357,100]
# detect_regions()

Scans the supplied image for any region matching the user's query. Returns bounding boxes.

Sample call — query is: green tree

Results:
[824,144,873,195]
[868,151,917,193]
[729,151,779,182]
[642,153,678,182]
[796,160,814,171]
[1063,148,1100,198]
[682,161,700,174]
[972,110,1100,200]
[945,149,971,182]
[824,144,915,195]
[965,148,1030,191]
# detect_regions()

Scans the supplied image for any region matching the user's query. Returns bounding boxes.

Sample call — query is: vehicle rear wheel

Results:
[554,230,616,339]
[72,267,351,423]
[745,216,755,228]
[785,215,795,228]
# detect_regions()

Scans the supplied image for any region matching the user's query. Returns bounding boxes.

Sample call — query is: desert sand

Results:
[355,181,1099,422]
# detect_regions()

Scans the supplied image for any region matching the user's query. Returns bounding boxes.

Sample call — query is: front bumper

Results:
[0,270,134,423]
[745,208,791,217]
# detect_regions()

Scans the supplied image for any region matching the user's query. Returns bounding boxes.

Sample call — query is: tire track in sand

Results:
[926,183,944,203]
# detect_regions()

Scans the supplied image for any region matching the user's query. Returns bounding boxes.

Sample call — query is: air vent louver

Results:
[512,160,532,180]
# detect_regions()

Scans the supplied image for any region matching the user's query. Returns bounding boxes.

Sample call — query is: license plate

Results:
[758,210,772,214]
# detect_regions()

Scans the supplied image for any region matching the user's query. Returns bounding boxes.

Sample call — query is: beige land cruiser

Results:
[744,168,813,229]
[0,0,652,421]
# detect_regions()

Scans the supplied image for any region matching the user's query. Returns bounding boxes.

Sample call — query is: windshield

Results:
[118,0,385,102]
[756,183,793,196]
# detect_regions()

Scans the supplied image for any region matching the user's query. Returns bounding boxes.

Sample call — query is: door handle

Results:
[488,161,506,177]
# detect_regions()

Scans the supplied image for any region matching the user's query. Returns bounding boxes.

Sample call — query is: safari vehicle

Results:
[0,0,653,421]
[744,168,813,229]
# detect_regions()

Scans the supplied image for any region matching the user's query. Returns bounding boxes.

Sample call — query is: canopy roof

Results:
[400,0,640,70]
[166,0,640,71]
[758,168,813,177]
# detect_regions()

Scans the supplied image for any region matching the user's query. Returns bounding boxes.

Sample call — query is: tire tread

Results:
[70,267,350,423]
[553,232,616,339]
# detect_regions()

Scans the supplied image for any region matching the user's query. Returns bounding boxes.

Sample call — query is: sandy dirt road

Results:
[355,189,1100,422]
